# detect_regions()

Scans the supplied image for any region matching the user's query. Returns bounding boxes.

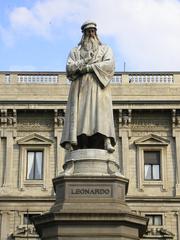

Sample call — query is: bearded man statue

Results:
[60,21,116,153]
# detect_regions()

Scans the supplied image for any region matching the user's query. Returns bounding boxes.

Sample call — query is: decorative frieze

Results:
[17,119,53,131]
[132,119,170,130]
[17,111,53,131]
[132,110,171,132]
[131,131,170,137]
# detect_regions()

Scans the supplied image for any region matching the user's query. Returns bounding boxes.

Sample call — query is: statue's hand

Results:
[86,64,93,73]
[79,64,93,74]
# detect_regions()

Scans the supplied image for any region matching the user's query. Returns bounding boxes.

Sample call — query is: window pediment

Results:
[134,134,169,146]
[17,133,53,145]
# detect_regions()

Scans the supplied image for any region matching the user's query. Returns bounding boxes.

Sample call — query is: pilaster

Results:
[0,109,17,189]
[172,109,180,196]
[118,109,132,177]
[54,109,65,176]
[176,211,180,240]
[0,211,10,240]
[4,131,14,187]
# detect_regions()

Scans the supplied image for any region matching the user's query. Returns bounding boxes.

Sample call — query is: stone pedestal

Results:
[33,149,148,239]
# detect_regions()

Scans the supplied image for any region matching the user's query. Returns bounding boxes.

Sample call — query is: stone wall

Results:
[0,71,180,239]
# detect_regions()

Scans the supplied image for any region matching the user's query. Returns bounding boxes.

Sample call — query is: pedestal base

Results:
[34,212,147,240]
[33,150,148,239]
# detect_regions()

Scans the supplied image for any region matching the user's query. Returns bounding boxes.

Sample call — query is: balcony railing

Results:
[111,75,122,84]
[0,71,178,85]
[17,75,58,84]
[129,74,174,84]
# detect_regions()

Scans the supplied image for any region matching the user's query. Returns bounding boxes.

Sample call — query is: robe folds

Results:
[60,44,116,148]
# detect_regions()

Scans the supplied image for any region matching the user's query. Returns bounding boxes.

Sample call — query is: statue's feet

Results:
[64,143,73,151]
[104,138,115,153]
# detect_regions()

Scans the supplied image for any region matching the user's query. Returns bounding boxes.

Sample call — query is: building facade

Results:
[0,71,179,239]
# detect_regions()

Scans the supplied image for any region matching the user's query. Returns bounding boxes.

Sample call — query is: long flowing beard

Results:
[82,36,99,52]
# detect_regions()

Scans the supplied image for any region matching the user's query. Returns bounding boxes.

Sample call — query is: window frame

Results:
[134,134,169,192]
[17,133,53,191]
[18,144,51,191]
[141,147,164,186]
[144,150,161,181]
[145,214,163,226]
[26,150,44,180]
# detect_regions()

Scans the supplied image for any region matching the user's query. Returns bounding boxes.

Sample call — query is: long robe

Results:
[60,44,116,148]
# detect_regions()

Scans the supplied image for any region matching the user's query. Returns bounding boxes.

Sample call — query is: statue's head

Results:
[79,21,101,48]
[81,21,97,39]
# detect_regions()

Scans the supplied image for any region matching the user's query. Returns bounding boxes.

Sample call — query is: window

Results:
[23,213,40,225]
[134,134,169,191]
[144,151,160,180]
[145,215,162,226]
[26,151,43,180]
[18,133,53,191]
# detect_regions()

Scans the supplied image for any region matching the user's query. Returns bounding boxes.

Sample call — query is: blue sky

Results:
[0,0,180,72]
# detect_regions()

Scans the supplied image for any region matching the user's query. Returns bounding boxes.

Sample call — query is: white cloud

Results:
[1,0,180,70]
[10,7,43,35]
[84,0,180,70]
[8,0,87,39]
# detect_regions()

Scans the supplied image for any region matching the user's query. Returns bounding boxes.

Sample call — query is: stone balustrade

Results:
[1,71,180,85]
[111,75,122,84]
[2,72,67,84]
[17,74,58,84]
[129,74,174,84]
